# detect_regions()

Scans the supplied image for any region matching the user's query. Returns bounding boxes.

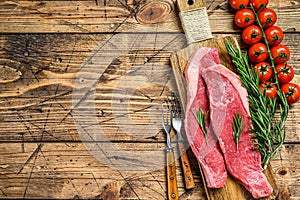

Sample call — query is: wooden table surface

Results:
[0,0,299,199]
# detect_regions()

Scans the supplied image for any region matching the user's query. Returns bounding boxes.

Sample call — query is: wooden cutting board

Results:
[170,0,279,199]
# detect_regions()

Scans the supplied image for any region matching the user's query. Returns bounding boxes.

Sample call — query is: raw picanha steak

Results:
[184,48,227,188]
[198,48,273,198]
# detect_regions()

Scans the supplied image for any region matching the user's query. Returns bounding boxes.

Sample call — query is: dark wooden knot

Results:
[279,168,288,176]
[135,1,174,24]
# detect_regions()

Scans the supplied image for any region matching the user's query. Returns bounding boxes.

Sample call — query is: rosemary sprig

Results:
[226,42,289,169]
[192,109,209,143]
[250,3,289,132]
[250,4,289,166]
[232,113,245,150]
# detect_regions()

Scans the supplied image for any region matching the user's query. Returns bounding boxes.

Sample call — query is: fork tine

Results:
[162,101,169,124]
[167,95,174,118]
[175,98,181,118]
[172,99,177,118]
[162,104,164,123]
[168,100,172,124]
[168,94,179,119]
[162,103,167,125]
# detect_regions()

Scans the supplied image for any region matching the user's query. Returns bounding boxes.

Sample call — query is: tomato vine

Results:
[226,0,299,168]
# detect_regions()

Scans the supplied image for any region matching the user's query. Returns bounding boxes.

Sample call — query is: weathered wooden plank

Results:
[0,1,298,199]
[271,144,299,200]
[0,33,299,143]
[0,0,298,33]
[0,142,298,199]
[0,142,206,199]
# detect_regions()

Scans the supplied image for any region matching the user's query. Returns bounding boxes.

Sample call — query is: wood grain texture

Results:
[0,142,206,199]
[0,0,299,33]
[0,142,299,199]
[0,33,298,143]
[0,0,299,199]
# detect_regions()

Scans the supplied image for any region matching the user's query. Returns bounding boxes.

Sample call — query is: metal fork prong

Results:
[168,102,171,125]
[168,100,172,125]
[162,104,165,124]
[173,100,177,118]
[175,98,181,118]
[168,96,174,118]
[162,102,172,148]
[169,97,175,118]
[162,103,167,125]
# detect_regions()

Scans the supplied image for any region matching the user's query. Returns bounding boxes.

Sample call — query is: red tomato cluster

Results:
[230,0,299,104]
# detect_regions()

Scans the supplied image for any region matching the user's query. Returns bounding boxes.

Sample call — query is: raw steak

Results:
[200,49,273,198]
[184,48,227,188]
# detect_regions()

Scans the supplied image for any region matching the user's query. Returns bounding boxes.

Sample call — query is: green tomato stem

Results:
[250,5,280,89]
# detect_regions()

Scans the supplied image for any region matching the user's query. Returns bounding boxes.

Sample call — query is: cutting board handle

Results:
[176,0,212,44]
[177,0,205,12]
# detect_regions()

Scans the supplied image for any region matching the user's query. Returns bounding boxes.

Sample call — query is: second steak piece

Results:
[200,57,273,198]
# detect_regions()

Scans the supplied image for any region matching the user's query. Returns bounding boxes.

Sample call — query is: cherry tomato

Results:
[270,44,290,64]
[230,0,249,10]
[280,83,300,104]
[249,0,269,11]
[248,43,268,63]
[264,26,284,46]
[254,62,273,82]
[275,64,294,84]
[258,8,277,28]
[242,25,262,45]
[259,82,277,98]
[235,9,255,28]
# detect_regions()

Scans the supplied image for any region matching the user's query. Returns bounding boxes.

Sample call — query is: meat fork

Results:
[162,102,178,200]
[169,98,195,189]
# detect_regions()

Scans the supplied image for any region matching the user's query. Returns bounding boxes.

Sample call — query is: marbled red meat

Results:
[201,63,273,199]
[184,47,273,198]
[184,48,227,188]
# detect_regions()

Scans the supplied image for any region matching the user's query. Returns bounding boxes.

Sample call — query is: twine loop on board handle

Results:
[179,7,213,44]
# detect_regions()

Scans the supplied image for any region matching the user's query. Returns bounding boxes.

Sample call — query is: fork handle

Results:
[166,150,178,200]
[178,141,195,189]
